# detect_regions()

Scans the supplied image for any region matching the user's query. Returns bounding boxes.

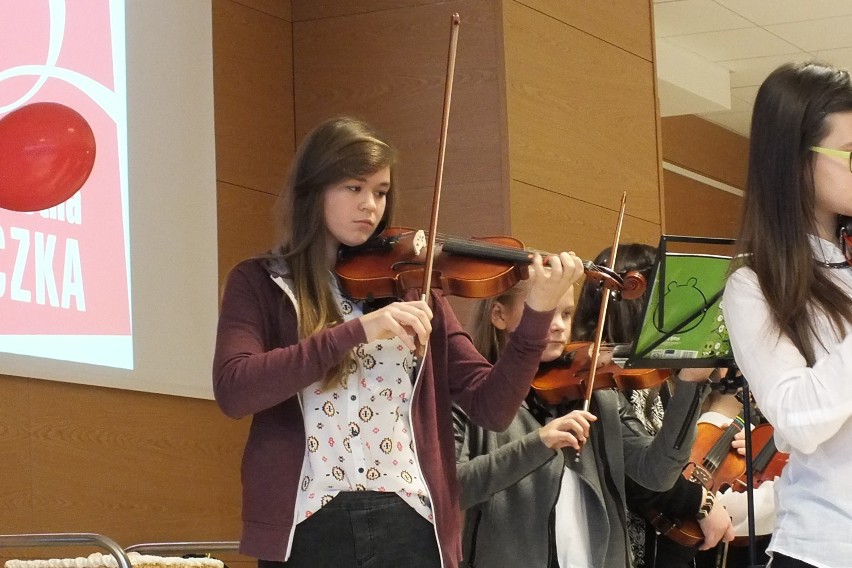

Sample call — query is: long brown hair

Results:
[275,116,397,386]
[735,61,852,364]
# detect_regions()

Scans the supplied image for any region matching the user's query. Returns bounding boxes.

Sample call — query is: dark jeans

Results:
[769,553,817,568]
[257,491,441,568]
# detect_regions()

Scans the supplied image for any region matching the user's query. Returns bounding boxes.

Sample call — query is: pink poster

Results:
[0,1,131,367]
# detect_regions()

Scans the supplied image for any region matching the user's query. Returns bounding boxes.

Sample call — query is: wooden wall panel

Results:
[663,171,742,240]
[0,379,251,565]
[217,181,277,283]
[292,0,507,239]
[0,375,33,533]
[25,381,247,536]
[511,0,653,60]
[213,0,294,196]
[293,0,438,21]
[503,1,661,227]
[660,116,747,242]
[510,180,661,264]
[233,0,292,20]
[392,180,510,238]
[662,115,749,190]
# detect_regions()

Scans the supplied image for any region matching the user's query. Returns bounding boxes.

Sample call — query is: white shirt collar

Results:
[809,233,847,265]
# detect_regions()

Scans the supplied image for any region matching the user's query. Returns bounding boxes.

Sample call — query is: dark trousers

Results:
[257,491,441,568]
[647,533,698,568]
[768,553,817,568]
[695,536,771,568]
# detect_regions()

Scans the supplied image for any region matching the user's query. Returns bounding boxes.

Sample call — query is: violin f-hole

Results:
[392,260,427,272]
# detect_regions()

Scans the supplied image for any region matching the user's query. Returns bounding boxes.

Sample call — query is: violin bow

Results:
[576,192,628,458]
[582,191,627,411]
[419,13,461,305]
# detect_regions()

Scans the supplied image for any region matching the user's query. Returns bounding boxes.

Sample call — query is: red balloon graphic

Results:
[0,101,96,212]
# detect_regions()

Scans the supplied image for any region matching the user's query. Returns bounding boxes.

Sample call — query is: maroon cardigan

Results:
[212,258,552,567]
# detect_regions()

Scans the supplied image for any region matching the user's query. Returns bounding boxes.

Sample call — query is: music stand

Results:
[621,235,736,370]
[619,235,766,568]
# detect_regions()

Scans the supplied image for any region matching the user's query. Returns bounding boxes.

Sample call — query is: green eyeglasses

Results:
[810,146,852,173]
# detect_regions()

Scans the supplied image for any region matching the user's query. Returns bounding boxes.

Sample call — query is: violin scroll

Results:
[581,265,645,301]
[620,270,647,301]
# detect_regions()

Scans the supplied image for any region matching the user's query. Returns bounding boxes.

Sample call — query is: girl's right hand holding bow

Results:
[539,409,598,451]
[360,300,433,352]
[696,486,735,550]
[525,252,585,312]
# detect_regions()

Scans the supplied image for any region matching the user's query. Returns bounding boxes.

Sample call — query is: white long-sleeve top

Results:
[723,235,852,567]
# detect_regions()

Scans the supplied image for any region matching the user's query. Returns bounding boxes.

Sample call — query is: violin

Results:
[646,413,749,547]
[530,341,671,406]
[336,227,648,301]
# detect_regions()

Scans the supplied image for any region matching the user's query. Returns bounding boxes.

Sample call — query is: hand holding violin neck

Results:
[524,252,585,312]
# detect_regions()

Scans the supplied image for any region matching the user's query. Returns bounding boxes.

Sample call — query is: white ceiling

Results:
[654,0,852,137]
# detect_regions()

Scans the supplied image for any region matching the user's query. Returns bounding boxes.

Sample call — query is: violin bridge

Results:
[412,230,427,257]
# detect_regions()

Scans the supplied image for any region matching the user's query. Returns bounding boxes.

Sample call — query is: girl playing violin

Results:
[453,275,723,568]
[212,116,584,568]
[723,61,852,568]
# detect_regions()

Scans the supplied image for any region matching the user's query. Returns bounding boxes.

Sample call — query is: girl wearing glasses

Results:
[723,61,852,568]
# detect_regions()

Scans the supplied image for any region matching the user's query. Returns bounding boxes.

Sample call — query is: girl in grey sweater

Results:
[454,279,733,567]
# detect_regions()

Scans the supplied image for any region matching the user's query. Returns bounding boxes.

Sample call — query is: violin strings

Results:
[402,231,610,272]
[422,230,612,272]
[432,232,533,262]
[702,420,742,473]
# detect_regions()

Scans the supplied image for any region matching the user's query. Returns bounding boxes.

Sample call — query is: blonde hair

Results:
[469,280,531,364]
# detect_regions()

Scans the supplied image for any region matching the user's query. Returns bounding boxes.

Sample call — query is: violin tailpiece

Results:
[689,466,712,489]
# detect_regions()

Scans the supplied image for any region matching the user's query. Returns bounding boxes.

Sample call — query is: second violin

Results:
[531,341,672,405]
